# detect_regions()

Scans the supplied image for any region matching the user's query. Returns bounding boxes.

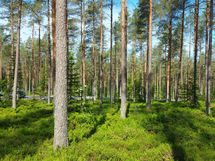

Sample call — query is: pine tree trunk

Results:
[52,0,56,94]
[9,0,15,88]
[167,10,172,102]
[53,0,68,149]
[109,0,113,105]
[47,0,52,104]
[81,1,86,101]
[159,62,162,99]
[206,0,213,115]
[146,0,152,108]
[92,0,97,101]
[114,30,117,102]
[99,0,104,107]
[38,21,41,82]
[193,0,199,106]
[32,23,35,97]
[140,43,144,100]
[120,0,127,118]
[0,39,2,80]
[175,0,185,102]
[131,40,136,102]
[12,0,22,109]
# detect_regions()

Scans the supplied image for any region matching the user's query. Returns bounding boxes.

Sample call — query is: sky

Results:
[19,0,139,42]
[0,0,157,55]
[1,0,204,57]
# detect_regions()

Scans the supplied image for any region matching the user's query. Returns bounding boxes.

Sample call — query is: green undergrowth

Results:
[0,100,214,161]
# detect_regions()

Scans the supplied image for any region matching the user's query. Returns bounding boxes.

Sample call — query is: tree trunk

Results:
[53,0,68,149]
[9,0,15,86]
[99,0,104,107]
[166,10,172,102]
[38,21,41,82]
[32,23,35,97]
[47,0,52,104]
[92,0,97,101]
[193,0,199,106]
[206,0,213,115]
[159,62,162,99]
[81,1,86,101]
[12,0,22,109]
[52,0,56,94]
[131,40,136,102]
[114,29,117,102]
[120,0,127,118]
[109,0,113,105]
[146,0,152,108]
[0,39,2,80]
[175,0,185,102]
[140,43,144,100]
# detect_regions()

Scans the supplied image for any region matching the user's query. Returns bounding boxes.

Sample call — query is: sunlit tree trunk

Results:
[193,0,199,106]
[175,0,185,102]
[32,23,35,97]
[38,21,41,83]
[52,0,56,94]
[12,0,22,109]
[81,0,86,100]
[47,0,52,104]
[99,0,104,107]
[92,0,97,101]
[159,62,162,99]
[114,29,117,102]
[109,0,113,105]
[120,0,127,118]
[0,38,2,80]
[9,0,15,86]
[53,0,68,150]
[206,0,213,115]
[146,0,152,108]
[131,40,136,102]
[166,10,172,102]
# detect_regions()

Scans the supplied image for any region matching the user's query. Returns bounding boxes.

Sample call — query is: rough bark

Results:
[9,0,15,85]
[99,0,104,107]
[12,0,22,109]
[109,0,113,105]
[52,0,56,94]
[120,0,127,118]
[193,0,199,106]
[92,0,97,101]
[175,0,185,102]
[206,0,213,115]
[81,1,86,100]
[146,0,152,108]
[47,0,52,104]
[0,39,2,80]
[53,0,68,149]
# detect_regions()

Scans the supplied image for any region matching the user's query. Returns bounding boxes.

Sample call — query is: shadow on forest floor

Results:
[136,101,215,161]
[0,100,112,160]
[0,101,54,160]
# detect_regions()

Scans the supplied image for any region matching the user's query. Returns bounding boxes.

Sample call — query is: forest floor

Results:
[0,100,215,161]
